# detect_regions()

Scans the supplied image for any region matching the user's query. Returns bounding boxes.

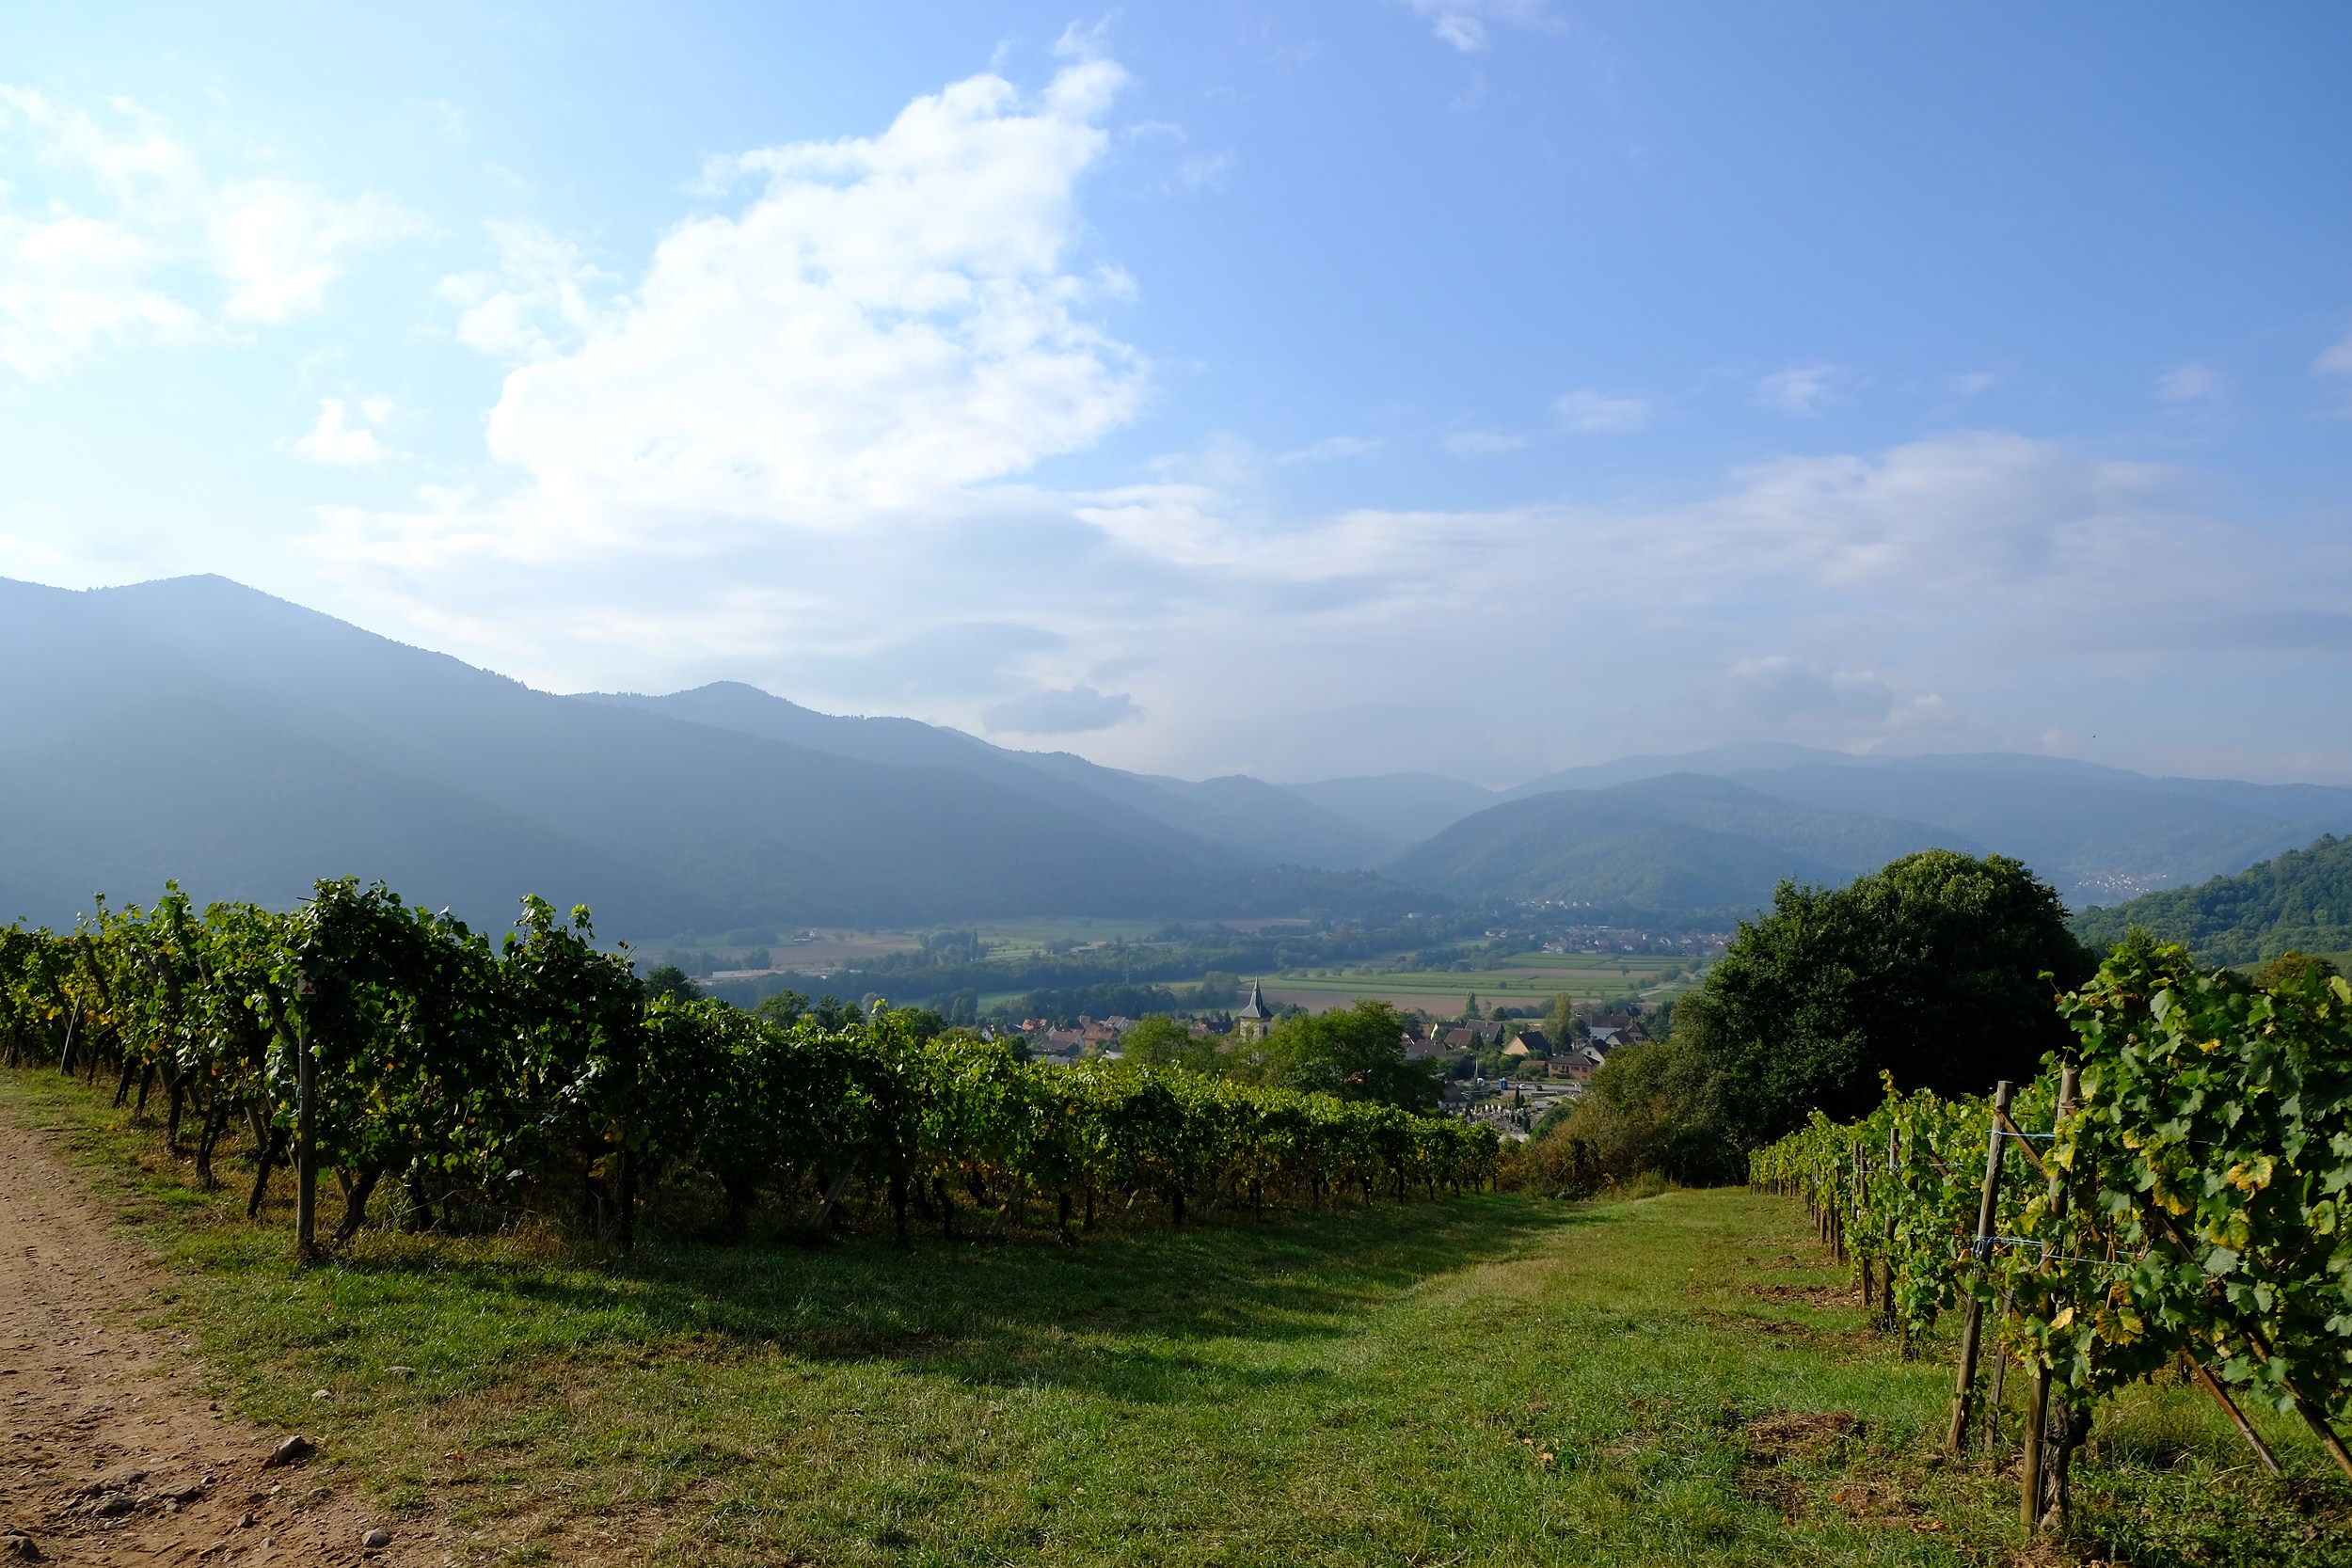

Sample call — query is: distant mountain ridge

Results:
[0,577,1413,937]
[3,572,2347,937]
[1289,745,2352,909]
[580,682,1390,871]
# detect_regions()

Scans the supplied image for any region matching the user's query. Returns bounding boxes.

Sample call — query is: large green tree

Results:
[1673,849,2093,1150]
[1238,1001,1440,1112]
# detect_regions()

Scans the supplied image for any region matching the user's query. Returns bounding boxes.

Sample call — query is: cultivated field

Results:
[5,1067,2340,1568]
[1263,953,1691,1015]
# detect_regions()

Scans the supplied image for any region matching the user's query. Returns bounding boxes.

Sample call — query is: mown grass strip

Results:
[5,1066,2340,1567]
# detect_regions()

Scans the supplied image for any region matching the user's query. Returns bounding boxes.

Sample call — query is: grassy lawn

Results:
[6,1066,2344,1567]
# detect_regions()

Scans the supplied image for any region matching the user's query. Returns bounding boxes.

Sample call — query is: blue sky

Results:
[4,3,2348,785]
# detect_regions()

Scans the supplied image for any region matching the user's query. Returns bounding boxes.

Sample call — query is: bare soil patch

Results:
[0,1109,438,1565]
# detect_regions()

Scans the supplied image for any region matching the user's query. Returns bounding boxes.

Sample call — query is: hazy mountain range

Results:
[4,575,2349,940]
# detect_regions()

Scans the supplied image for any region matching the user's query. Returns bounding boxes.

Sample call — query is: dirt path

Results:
[0,1108,439,1565]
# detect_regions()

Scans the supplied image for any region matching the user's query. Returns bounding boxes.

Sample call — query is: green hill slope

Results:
[1380,773,1977,915]
[2070,834,2352,964]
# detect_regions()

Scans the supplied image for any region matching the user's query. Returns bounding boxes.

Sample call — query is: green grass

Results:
[6,1067,2344,1567]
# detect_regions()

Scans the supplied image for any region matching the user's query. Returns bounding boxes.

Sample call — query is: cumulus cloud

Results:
[280,44,2336,782]
[0,86,416,376]
[1756,362,1850,416]
[293,398,395,467]
[435,221,608,361]
[982,683,1136,735]
[1552,388,1650,434]
[432,55,1143,530]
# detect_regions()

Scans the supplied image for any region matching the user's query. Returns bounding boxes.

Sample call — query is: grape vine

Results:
[0,879,1501,1246]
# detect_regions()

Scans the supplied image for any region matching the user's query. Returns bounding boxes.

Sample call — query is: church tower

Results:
[1235,978,1274,1041]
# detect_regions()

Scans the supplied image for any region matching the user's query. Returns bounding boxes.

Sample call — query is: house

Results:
[1235,979,1275,1041]
[1557,1042,1610,1079]
[1514,1027,1552,1056]
[1404,1028,1450,1062]
[1031,1031,1088,1066]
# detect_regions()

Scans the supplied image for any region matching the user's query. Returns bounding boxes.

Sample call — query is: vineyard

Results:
[0,879,1500,1250]
[1750,937,2352,1534]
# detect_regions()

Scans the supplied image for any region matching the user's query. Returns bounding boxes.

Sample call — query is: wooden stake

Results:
[2142,1204,2352,1483]
[294,973,317,1256]
[2286,1381,2352,1482]
[2185,1352,2280,1476]
[1883,1122,1899,1324]
[1945,1080,2014,1455]
[1983,1291,2013,1452]
[2023,1065,2080,1535]
[2021,1359,2049,1534]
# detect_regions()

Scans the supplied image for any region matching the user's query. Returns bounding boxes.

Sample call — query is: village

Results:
[969,980,1657,1141]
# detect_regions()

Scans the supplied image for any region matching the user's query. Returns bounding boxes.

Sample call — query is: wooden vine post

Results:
[1944,1079,2015,1455]
[2021,1064,2080,1536]
[1882,1121,1899,1325]
[294,969,317,1255]
[2184,1353,2280,1476]
[1853,1144,1871,1309]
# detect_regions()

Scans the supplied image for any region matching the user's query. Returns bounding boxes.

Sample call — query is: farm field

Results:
[1263,953,1692,1016]
[6,1069,2342,1568]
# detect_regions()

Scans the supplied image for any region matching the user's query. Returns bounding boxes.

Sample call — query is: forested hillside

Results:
[1471,748,2352,909]
[1380,773,1972,915]
[2071,833,2352,964]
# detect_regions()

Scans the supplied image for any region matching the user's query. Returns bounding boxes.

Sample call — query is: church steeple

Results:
[1235,977,1273,1040]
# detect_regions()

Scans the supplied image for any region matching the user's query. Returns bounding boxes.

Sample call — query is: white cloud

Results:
[307,419,2340,784]
[293,397,395,467]
[1551,388,1650,434]
[1177,151,1234,191]
[2315,329,2352,377]
[0,86,414,376]
[982,683,1136,734]
[430,55,1143,530]
[1756,362,1849,416]
[1404,0,1555,53]
[1443,429,1526,455]
[436,221,609,362]
[1718,657,1893,725]
[212,181,416,324]
[2155,359,2222,402]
